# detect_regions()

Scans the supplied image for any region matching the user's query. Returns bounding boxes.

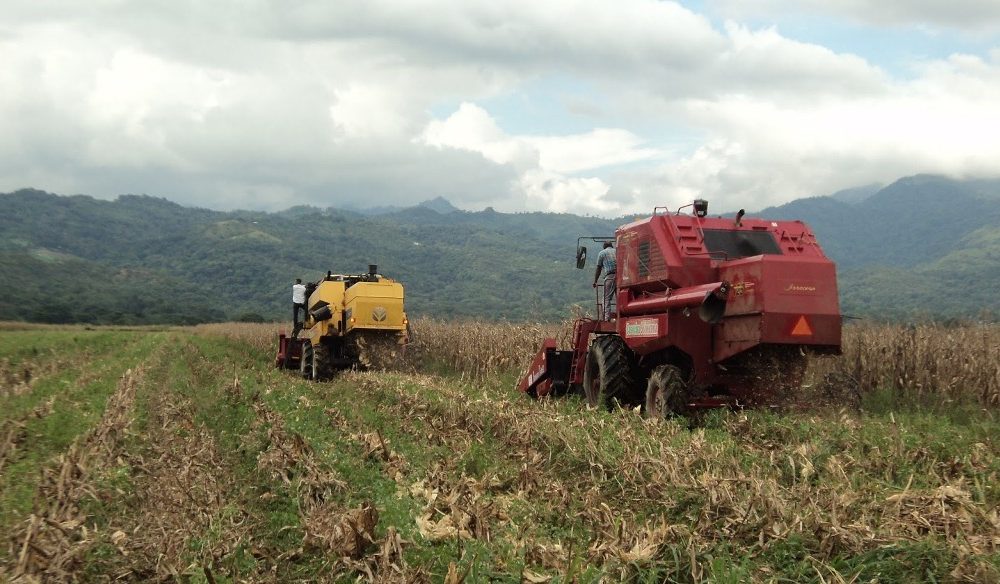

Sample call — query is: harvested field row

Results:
[0,398,55,475]
[5,365,144,580]
[333,371,1000,581]
[180,335,421,581]
[0,333,165,533]
[2,325,999,582]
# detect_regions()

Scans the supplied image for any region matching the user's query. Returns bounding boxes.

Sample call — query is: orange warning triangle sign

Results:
[790,315,813,336]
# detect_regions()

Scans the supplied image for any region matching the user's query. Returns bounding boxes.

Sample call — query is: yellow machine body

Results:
[344,281,407,331]
[278,266,408,379]
[301,276,407,347]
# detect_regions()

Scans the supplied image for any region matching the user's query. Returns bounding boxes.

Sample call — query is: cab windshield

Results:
[702,229,782,259]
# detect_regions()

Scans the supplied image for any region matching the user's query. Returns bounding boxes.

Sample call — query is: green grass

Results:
[0,331,163,529]
[2,328,999,583]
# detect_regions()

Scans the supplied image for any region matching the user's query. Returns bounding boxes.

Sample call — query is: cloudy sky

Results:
[3,0,1000,215]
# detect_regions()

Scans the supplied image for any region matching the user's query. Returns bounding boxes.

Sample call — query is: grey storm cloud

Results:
[708,0,1000,30]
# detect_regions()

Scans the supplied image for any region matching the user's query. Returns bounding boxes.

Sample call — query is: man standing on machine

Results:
[292,278,306,328]
[593,241,616,319]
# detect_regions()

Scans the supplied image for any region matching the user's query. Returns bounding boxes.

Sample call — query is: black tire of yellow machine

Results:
[312,340,333,381]
[644,364,687,419]
[299,341,314,380]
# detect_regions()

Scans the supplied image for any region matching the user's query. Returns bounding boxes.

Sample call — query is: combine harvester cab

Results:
[276,264,408,380]
[518,200,842,415]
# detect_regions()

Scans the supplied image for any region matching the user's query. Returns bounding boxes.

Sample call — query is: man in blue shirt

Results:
[593,241,617,319]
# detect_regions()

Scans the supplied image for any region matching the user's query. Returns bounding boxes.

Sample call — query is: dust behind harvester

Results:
[517,200,842,416]
[276,264,408,379]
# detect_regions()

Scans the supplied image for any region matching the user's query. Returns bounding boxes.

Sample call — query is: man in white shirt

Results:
[292,278,306,325]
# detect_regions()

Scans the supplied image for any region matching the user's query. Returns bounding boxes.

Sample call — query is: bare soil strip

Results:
[104,372,247,580]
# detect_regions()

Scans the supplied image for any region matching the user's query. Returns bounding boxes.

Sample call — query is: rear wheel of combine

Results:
[645,364,687,419]
[583,335,637,409]
[299,341,314,380]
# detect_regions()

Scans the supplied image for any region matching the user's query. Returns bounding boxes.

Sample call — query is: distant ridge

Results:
[828,183,882,205]
[1,175,997,324]
[348,196,459,216]
[417,196,459,214]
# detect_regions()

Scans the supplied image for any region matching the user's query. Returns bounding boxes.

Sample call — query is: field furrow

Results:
[0,333,166,533]
[4,364,146,580]
[1,323,998,583]
[273,367,1000,581]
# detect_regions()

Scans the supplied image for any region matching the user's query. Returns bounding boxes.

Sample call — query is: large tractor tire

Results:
[299,341,314,380]
[299,340,333,381]
[645,364,688,419]
[583,335,637,409]
[311,340,334,381]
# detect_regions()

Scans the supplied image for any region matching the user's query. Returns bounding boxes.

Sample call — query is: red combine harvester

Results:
[517,200,842,416]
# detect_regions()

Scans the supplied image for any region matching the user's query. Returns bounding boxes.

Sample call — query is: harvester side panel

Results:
[307,281,347,338]
[618,215,716,291]
[619,312,714,382]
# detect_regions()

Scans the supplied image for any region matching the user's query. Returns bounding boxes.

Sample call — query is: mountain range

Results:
[0,174,997,324]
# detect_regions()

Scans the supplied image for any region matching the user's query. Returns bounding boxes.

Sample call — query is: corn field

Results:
[192,319,1000,406]
[836,322,1000,406]
[1,321,998,582]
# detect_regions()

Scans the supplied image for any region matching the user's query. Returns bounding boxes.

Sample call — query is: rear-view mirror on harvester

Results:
[575,246,587,269]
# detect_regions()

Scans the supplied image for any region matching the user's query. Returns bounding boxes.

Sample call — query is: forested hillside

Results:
[1,174,997,324]
[0,189,619,323]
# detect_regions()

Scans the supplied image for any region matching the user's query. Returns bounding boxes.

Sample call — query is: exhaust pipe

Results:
[698,287,728,323]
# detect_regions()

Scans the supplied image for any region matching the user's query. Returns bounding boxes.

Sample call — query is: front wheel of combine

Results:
[299,341,314,380]
[299,340,332,381]
[311,340,334,381]
[583,335,637,409]
[645,364,687,419]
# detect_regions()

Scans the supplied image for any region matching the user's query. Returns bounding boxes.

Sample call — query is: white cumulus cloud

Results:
[420,102,660,212]
[0,0,998,215]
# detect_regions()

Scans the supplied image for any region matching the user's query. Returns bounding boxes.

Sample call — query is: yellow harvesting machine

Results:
[277,264,408,379]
